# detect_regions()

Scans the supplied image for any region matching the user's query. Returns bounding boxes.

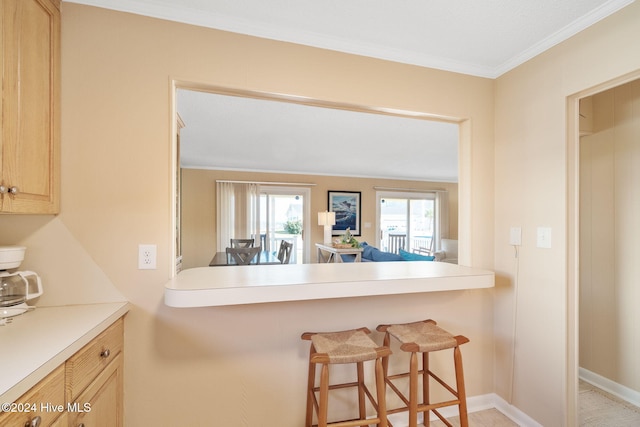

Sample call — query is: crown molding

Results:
[64,0,636,79]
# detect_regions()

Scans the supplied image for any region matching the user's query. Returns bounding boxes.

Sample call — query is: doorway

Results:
[377,191,436,254]
[567,70,640,425]
[260,186,310,264]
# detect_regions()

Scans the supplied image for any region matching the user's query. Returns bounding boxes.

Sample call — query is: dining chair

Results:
[277,240,293,264]
[226,246,261,265]
[230,238,255,248]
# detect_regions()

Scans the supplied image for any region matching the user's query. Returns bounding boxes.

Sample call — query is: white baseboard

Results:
[579,367,640,407]
[387,393,542,427]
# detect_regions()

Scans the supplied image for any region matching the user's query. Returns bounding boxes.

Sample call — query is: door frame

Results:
[566,68,640,426]
[260,185,311,264]
[376,190,438,253]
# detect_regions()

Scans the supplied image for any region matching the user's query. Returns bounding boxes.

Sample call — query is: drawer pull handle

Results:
[101,348,111,358]
[25,416,41,427]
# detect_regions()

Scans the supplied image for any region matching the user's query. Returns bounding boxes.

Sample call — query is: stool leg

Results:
[409,352,418,427]
[375,357,388,427]
[306,347,316,427]
[357,361,366,421]
[422,352,429,426]
[454,346,469,427]
[318,363,329,427]
[382,332,391,379]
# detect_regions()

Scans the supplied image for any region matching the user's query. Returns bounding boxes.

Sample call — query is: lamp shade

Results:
[318,211,336,226]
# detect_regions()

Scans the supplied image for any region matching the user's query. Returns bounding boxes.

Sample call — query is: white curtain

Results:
[435,191,449,251]
[216,182,260,251]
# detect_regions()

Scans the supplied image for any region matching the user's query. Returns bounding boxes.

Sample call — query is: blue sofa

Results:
[342,242,435,262]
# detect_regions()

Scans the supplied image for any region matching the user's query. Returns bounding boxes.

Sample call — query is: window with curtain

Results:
[216,182,260,251]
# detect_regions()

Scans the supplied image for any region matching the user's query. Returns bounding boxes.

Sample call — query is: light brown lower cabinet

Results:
[0,317,124,427]
[67,354,123,427]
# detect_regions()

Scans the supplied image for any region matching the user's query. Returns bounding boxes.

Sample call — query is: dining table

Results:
[209,250,282,266]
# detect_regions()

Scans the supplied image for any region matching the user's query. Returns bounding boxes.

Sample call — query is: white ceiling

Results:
[66,0,635,182]
[177,90,460,182]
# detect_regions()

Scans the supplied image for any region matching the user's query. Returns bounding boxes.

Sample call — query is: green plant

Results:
[340,228,361,248]
[284,219,303,235]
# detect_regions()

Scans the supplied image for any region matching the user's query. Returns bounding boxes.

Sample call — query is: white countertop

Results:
[165,262,494,307]
[0,302,129,404]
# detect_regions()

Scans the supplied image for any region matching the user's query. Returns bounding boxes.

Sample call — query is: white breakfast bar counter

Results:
[0,301,129,404]
[164,261,495,307]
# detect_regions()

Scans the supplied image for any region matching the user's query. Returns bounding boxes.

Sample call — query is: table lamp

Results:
[318,211,336,245]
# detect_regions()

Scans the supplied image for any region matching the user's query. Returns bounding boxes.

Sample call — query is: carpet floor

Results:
[579,381,640,427]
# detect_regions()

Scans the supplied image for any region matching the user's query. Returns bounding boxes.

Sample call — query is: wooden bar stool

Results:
[301,327,391,427]
[376,319,469,427]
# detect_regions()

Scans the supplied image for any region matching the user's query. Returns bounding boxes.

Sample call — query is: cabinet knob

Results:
[0,185,18,195]
[78,424,85,427]
[25,416,41,427]
[101,348,111,358]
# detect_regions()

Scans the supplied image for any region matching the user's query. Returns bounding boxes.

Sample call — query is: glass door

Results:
[378,192,435,255]
[259,186,310,263]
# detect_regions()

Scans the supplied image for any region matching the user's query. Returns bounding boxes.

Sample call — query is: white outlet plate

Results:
[509,227,522,246]
[138,244,157,269]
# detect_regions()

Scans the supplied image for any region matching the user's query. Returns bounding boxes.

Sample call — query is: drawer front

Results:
[0,365,65,427]
[65,318,124,402]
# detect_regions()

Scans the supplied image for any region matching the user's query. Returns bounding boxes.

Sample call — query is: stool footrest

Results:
[311,416,385,427]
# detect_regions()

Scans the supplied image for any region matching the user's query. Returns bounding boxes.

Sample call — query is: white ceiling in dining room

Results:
[66,0,635,182]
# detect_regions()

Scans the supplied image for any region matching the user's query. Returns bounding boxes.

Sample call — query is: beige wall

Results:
[579,80,640,391]
[3,1,637,425]
[494,2,640,425]
[181,168,458,268]
[0,3,496,426]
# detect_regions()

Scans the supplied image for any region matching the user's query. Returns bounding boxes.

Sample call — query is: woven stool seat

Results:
[302,327,390,427]
[376,319,469,427]
[309,329,381,364]
[386,320,459,353]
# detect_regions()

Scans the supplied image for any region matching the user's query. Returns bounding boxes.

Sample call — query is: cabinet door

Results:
[1,0,60,213]
[49,411,68,427]
[68,354,123,427]
[0,365,65,427]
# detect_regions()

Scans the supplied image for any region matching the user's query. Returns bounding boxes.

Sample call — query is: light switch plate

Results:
[536,227,552,248]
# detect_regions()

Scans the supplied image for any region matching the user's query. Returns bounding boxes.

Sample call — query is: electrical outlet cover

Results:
[138,244,157,269]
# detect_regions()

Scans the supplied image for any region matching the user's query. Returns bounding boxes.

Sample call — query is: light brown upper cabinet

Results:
[1,0,60,214]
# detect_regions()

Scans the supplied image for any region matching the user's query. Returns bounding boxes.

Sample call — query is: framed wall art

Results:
[328,191,361,236]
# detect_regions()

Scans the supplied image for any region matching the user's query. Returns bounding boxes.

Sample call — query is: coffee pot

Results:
[0,246,43,318]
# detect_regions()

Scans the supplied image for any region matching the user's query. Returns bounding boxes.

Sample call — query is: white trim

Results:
[386,393,542,427]
[579,368,640,408]
[216,179,315,186]
[493,0,635,77]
